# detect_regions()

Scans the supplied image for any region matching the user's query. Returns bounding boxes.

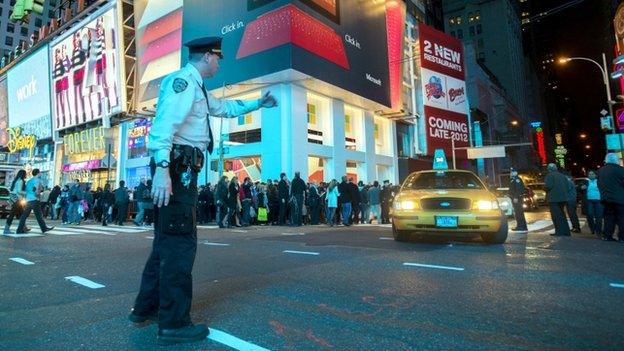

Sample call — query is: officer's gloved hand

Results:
[152,167,173,207]
[259,91,278,108]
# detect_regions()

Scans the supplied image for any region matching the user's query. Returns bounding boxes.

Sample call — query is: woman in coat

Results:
[100,183,115,226]
[228,176,241,227]
[325,179,340,227]
[216,176,229,228]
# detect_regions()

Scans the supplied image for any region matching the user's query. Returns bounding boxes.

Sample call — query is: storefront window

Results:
[306,93,332,146]
[344,114,351,134]
[127,119,151,159]
[238,113,253,126]
[307,103,317,125]
[223,156,262,183]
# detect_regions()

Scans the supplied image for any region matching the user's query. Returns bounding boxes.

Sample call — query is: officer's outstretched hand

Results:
[259,91,278,108]
[152,167,173,207]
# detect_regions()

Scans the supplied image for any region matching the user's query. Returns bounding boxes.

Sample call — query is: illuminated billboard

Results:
[7,46,52,140]
[183,0,403,108]
[418,23,469,157]
[0,76,7,147]
[50,4,124,131]
[134,0,183,109]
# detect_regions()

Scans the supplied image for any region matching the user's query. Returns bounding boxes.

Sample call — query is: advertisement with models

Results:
[182,0,404,108]
[50,4,124,131]
[7,46,52,140]
[418,23,469,157]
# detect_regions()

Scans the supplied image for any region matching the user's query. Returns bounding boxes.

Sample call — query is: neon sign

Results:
[535,127,547,165]
[7,127,36,157]
[63,126,106,155]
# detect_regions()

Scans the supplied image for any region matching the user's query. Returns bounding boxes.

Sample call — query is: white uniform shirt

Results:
[149,63,261,163]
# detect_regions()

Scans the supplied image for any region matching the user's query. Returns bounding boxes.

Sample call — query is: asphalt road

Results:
[1,208,623,351]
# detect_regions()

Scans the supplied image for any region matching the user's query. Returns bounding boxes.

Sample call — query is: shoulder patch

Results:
[236,100,245,106]
[172,78,188,93]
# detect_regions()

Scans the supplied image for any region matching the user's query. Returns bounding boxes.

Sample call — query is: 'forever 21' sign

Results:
[64,127,106,155]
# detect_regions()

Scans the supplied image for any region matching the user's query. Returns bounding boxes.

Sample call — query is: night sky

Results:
[526,0,616,174]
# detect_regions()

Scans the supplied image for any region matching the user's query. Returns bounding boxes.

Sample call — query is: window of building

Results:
[469,26,475,36]
[345,114,351,134]
[449,18,455,26]
[48,10,55,19]
[35,18,42,27]
[7,23,14,33]
[5,36,13,46]
[451,31,456,37]
[455,16,462,25]
[20,27,28,36]
[468,12,473,22]
[0,7,3,16]
[477,38,484,48]
[238,113,252,126]
[475,11,481,21]
[374,122,380,140]
[457,29,463,39]
[307,103,317,125]
[476,24,482,34]
[478,52,485,62]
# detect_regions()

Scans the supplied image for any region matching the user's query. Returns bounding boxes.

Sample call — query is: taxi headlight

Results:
[394,200,417,211]
[473,200,499,211]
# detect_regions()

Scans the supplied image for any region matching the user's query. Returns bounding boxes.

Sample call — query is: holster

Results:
[171,144,204,173]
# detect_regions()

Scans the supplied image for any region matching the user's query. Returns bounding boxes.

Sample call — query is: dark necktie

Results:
[200,83,215,154]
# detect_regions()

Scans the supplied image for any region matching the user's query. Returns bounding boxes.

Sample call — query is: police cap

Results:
[185,37,223,58]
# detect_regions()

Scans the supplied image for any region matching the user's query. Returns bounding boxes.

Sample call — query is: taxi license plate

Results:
[435,216,458,228]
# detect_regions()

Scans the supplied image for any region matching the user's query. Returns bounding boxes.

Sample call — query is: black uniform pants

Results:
[116,202,128,224]
[133,158,198,330]
[549,202,570,236]
[512,199,527,230]
[278,199,287,225]
[381,203,390,224]
[293,194,303,226]
[310,205,320,225]
[603,202,624,240]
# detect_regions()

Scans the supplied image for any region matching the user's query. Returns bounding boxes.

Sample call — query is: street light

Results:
[559,53,616,135]
[579,133,587,139]
[510,120,519,126]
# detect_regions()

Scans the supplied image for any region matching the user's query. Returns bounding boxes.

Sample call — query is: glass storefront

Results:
[124,119,152,189]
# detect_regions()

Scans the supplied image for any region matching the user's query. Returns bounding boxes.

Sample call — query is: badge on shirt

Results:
[173,78,188,93]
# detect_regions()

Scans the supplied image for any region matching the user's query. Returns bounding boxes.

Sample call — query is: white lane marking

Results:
[9,257,35,265]
[527,220,553,232]
[65,276,105,289]
[80,225,148,233]
[29,228,86,236]
[610,283,624,289]
[379,237,394,240]
[48,227,117,236]
[208,328,271,351]
[283,250,320,256]
[403,262,465,271]
[3,233,44,238]
[145,236,154,239]
[204,242,231,246]
[281,232,305,236]
[198,225,219,229]
[231,229,248,233]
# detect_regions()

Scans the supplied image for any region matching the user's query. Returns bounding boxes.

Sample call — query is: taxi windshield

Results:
[403,172,484,190]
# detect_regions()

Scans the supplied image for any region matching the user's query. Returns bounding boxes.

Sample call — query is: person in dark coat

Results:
[545,163,571,236]
[198,186,210,224]
[308,181,321,225]
[348,178,360,225]
[267,180,279,225]
[205,184,215,223]
[291,172,307,226]
[509,168,528,232]
[100,183,115,226]
[380,180,392,224]
[598,153,624,241]
[114,180,130,225]
[228,177,241,227]
[565,175,581,233]
[277,173,290,225]
[48,185,62,220]
[338,176,351,226]
[215,176,229,228]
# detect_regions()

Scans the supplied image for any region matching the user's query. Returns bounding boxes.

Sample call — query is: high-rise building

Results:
[443,0,528,121]
[0,0,57,58]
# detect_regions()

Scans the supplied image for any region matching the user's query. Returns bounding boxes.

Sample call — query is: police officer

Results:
[509,168,528,232]
[128,37,277,346]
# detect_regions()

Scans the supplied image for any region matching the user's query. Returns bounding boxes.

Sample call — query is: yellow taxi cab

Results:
[391,167,508,244]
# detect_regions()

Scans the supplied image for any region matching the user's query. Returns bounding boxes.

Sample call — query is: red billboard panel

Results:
[418,23,468,158]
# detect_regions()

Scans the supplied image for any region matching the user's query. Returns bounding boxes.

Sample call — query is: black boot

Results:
[157,324,209,346]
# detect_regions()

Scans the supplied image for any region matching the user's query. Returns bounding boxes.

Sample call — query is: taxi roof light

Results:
[432,149,449,170]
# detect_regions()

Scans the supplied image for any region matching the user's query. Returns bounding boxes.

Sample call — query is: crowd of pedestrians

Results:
[197,172,397,229]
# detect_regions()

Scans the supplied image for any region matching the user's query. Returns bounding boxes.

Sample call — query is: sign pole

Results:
[452,137,456,170]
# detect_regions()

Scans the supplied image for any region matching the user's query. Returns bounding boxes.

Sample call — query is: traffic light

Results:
[24,0,45,15]
[9,0,27,22]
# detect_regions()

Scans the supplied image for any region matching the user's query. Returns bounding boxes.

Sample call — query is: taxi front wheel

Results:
[481,218,508,244]
[392,223,410,242]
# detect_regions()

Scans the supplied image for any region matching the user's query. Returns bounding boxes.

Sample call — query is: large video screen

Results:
[134,0,183,110]
[50,5,124,131]
[0,77,8,147]
[183,0,401,108]
[7,47,52,139]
